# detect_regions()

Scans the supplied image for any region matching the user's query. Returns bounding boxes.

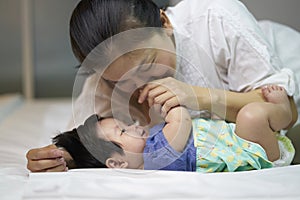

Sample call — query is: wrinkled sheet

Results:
[0,98,72,200]
[22,166,300,200]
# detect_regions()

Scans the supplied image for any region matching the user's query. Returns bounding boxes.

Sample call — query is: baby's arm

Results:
[162,106,192,152]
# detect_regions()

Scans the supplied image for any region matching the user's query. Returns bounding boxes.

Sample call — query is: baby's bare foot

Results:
[262,85,292,130]
[262,85,289,104]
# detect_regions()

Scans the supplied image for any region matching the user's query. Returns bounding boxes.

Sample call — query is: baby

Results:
[53,85,294,172]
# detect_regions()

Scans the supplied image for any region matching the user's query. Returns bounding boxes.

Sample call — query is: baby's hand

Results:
[139,77,197,117]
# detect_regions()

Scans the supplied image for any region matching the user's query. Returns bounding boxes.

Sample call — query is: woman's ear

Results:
[160,10,173,36]
[106,157,128,169]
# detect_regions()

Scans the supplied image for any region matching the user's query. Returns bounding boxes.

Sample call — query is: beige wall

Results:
[0,0,79,98]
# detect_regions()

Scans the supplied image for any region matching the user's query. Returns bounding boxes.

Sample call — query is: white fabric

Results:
[273,136,295,167]
[0,99,72,168]
[23,167,300,200]
[166,0,297,95]
[0,98,72,200]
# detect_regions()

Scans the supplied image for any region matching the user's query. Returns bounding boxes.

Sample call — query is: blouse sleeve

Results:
[208,4,297,96]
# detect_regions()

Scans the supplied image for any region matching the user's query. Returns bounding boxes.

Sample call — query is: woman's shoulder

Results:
[168,0,245,14]
[166,0,251,29]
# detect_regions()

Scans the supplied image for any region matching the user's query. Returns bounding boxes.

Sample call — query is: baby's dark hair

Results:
[52,115,124,169]
[70,0,162,63]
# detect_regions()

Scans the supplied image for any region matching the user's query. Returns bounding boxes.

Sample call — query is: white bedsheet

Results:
[0,96,300,200]
[0,97,72,168]
[0,97,72,200]
[23,166,300,200]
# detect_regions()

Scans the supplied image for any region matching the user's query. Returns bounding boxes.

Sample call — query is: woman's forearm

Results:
[192,87,297,126]
[214,89,264,122]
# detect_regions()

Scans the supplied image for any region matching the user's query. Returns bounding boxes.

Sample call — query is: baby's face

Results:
[96,118,149,155]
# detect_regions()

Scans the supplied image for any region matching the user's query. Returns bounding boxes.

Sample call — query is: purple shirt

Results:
[143,123,196,171]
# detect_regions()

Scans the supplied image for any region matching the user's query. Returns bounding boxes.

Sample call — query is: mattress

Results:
[0,96,72,200]
[23,166,300,200]
[0,94,300,200]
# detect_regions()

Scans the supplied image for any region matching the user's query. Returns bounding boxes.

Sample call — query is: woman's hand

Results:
[138,77,199,117]
[26,144,68,172]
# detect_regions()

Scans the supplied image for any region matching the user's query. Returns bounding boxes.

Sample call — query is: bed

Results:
[0,94,300,200]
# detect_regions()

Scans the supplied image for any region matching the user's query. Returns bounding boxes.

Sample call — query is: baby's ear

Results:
[106,158,128,169]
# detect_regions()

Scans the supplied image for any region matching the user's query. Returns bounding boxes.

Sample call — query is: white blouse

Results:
[166,0,297,95]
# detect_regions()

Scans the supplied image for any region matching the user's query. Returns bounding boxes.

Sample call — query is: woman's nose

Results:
[133,76,147,88]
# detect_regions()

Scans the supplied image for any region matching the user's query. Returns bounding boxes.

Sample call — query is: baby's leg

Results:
[235,85,292,161]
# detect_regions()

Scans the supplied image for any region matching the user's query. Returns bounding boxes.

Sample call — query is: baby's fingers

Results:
[161,97,180,117]
[139,79,167,103]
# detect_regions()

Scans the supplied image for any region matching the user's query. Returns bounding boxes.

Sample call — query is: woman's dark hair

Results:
[70,0,162,63]
[53,114,124,169]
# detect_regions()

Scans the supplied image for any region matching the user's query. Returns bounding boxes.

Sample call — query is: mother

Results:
[26,0,298,172]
